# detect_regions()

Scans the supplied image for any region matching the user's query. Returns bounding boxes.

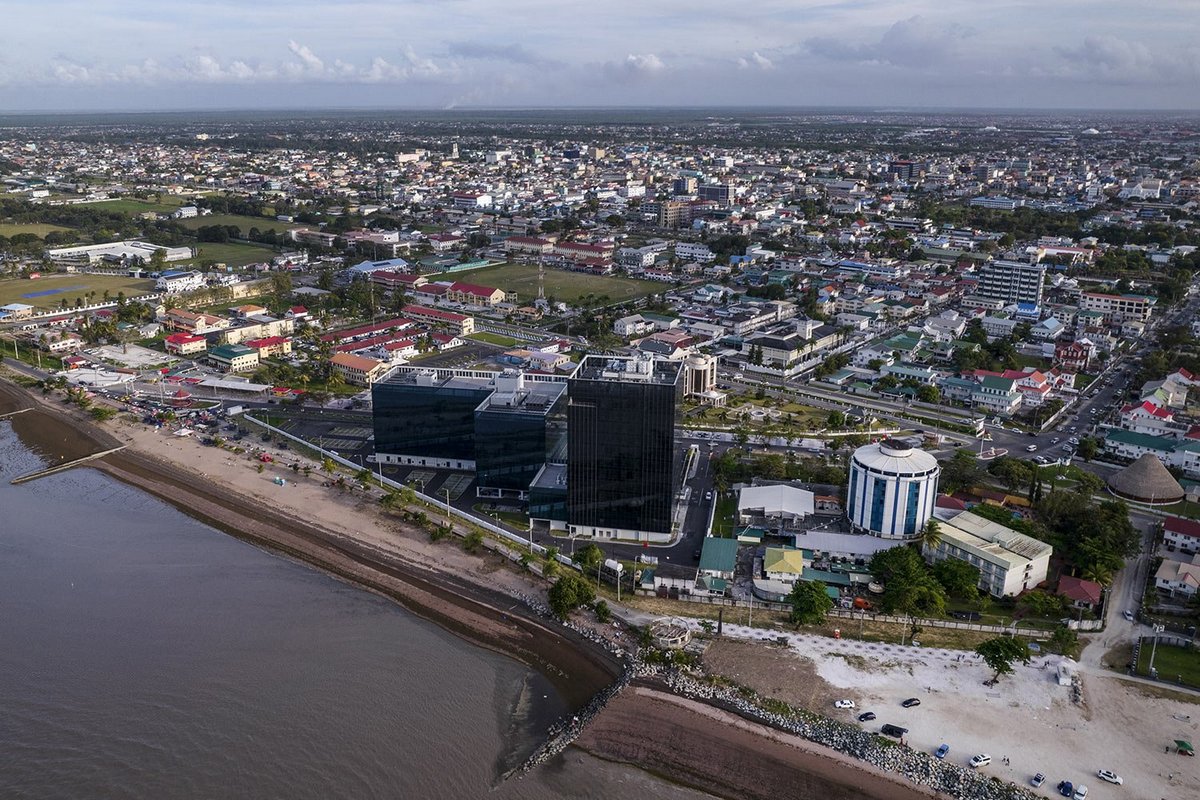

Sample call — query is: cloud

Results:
[1051,35,1200,82]
[807,15,975,69]
[602,53,666,82]
[443,40,559,67]
[0,42,456,88]
[736,51,774,70]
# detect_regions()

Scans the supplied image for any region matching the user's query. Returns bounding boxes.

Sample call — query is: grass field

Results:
[432,262,663,305]
[466,331,518,347]
[0,274,156,310]
[174,214,302,236]
[180,241,278,267]
[0,223,73,237]
[74,198,186,214]
[1137,641,1200,688]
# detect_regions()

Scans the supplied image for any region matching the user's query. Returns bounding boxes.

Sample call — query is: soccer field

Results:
[0,223,73,237]
[433,263,664,305]
[174,214,302,236]
[0,274,156,310]
[180,241,278,267]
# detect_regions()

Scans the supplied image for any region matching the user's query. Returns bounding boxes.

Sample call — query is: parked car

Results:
[935,744,950,759]
[1057,780,1074,797]
[880,724,908,738]
[951,610,982,621]
[1032,773,1046,788]
[1122,610,1134,621]
[857,711,876,722]
[834,699,855,709]
[970,754,992,768]
[901,697,921,708]
[1096,769,1122,785]
[1074,784,1089,800]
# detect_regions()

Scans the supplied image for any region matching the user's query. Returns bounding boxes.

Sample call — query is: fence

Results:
[634,588,1056,639]
[238,410,579,572]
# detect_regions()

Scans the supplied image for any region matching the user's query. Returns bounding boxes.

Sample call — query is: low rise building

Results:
[207,343,259,373]
[331,352,388,386]
[923,511,1052,597]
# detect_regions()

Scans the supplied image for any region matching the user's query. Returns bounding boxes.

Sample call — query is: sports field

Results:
[0,274,156,310]
[74,198,187,214]
[432,262,663,305]
[0,223,73,237]
[179,241,278,267]
[174,214,302,236]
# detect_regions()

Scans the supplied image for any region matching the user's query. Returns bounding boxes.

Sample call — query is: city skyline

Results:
[1,1,1198,111]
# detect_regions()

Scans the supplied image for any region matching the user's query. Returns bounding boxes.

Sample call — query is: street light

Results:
[1149,624,1166,679]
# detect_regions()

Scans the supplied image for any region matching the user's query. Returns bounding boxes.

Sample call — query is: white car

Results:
[1026,444,1038,452]
[1122,610,1134,621]
[1074,785,1089,800]
[1096,769,1122,785]
[834,699,855,709]
[969,753,992,768]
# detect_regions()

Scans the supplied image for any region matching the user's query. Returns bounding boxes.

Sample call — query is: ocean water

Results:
[0,423,710,800]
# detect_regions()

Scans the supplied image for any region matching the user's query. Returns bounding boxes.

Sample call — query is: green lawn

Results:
[466,331,518,347]
[74,198,184,214]
[180,241,277,268]
[0,223,73,237]
[1164,500,1200,520]
[711,494,739,536]
[175,214,302,236]
[432,262,664,305]
[1137,641,1200,688]
[0,274,157,310]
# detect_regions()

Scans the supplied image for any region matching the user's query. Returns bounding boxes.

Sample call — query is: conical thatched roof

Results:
[1107,453,1184,504]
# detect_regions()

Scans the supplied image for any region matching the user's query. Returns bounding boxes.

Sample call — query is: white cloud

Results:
[737,51,774,70]
[602,53,666,82]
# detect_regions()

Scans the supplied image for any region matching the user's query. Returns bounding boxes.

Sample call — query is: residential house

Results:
[164,333,208,356]
[1155,554,1200,599]
[330,353,388,386]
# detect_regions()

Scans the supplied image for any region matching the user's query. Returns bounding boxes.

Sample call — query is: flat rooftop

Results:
[572,354,681,385]
[476,379,566,416]
[530,462,567,490]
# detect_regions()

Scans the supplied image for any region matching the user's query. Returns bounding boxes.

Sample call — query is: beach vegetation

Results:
[89,406,117,422]
[572,542,604,572]
[975,636,1031,683]
[548,572,595,619]
[869,546,947,617]
[787,579,833,625]
[932,557,980,601]
[593,600,611,623]
[1047,625,1080,658]
[462,530,484,553]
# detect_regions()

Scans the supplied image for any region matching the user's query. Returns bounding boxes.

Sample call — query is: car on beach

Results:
[1073,784,1088,800]
[969,754,992,768]
[857,711,876,722]
[1031,773,1046,788]
[880,724,907,738]
[901,697,921,708]
[1096,769,1122,785]
[834,699,855,709]
[1057,780,1074,797]
[935,744,949,759]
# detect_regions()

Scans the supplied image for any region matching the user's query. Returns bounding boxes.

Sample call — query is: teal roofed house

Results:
[698,537,738,580]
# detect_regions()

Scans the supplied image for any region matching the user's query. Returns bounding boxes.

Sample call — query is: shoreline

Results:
[578,682,939,800]
[0,376,967,800]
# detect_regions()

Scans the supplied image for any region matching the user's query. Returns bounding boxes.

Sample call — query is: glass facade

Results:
[474,390,565,492]
[567,358,681,536]
[372,379,494,462]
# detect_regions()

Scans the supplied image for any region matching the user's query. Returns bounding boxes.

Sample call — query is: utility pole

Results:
[1149,624,1166,678]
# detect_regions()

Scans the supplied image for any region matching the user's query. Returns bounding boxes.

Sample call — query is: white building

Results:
[846,439,940,539]
[155,270,206,293]
[47,241,193,264]
[737,484,815,526]
[923,511,1052,597]
[674,241,716,263]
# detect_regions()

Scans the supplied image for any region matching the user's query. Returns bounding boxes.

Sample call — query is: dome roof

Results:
[1107,453,1184,505]
[852,439,939,474]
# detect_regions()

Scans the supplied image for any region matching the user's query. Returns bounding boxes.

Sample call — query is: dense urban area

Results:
[4,109,1200,800]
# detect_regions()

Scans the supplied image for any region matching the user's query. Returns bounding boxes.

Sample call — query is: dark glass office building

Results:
[473,373,566,497]
[372,369,495,470]
[567,355,682,541]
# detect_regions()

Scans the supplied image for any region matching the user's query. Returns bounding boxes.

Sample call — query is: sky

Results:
[0,0,1198,112]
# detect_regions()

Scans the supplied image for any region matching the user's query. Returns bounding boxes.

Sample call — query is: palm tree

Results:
[917,519,943,551]
[1080,563,1113,587]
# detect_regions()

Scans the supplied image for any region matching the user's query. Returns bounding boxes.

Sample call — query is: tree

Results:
[974,636,1031,683]
[547,572,596,619]
[826,410,846,428]
[917,519,943,551]
[869,546,947,617]
[1077,436,1099,462]
[573,542,604,572]
[916,385,941,404]
[320,457,337,475]
[932,558,980,600]
[1048,625,1079,657]
[940,450,985,494]
[787,579,834,625]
